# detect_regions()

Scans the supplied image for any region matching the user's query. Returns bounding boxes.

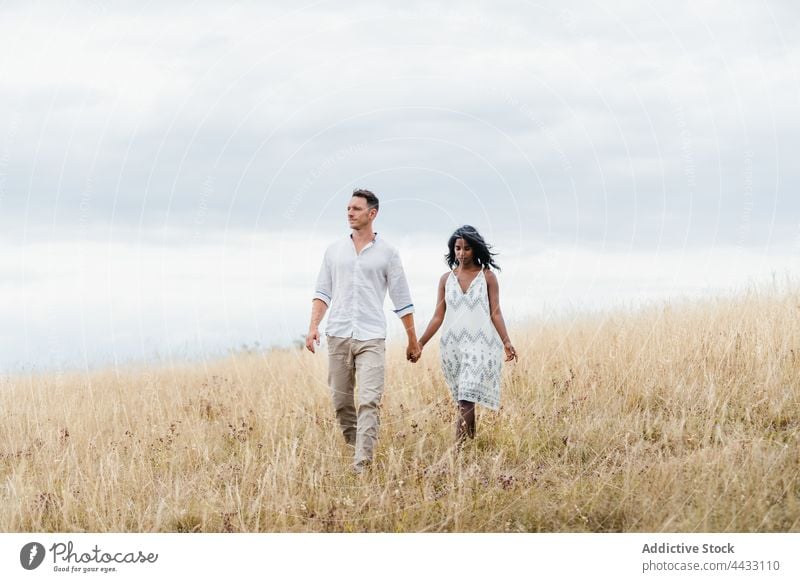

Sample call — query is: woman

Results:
[417,225,517,444]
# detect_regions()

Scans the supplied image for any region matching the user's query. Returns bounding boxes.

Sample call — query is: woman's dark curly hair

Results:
[445,225,500,271]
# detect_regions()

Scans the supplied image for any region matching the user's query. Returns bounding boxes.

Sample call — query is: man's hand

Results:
[406,339,422,363]
[306,327,321,353]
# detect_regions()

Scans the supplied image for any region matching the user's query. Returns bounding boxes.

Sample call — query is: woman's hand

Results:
[503,341,517,362]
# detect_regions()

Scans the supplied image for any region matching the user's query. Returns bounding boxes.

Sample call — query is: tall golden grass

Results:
[2,288,799,532]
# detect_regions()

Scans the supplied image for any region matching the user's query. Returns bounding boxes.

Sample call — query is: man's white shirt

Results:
[314,233,414,340]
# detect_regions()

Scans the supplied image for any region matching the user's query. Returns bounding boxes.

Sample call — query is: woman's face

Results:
[454,238,474,266]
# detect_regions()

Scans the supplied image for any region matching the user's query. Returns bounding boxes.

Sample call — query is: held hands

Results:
[306,326,320,353]
[504,341,518,362]
[406,339,422,363]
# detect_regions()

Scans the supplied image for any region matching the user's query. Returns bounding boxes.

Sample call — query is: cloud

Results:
[0,0,797,250]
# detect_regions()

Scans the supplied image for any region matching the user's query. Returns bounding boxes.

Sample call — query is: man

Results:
[306,189,421,473]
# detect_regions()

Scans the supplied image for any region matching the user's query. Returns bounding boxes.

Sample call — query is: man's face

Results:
[347,196,376,230]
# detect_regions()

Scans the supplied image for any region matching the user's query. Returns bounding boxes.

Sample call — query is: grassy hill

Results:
[2,289,798,532]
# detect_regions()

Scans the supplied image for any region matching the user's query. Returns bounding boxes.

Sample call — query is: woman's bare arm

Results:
[485,270,517,361]
[418,273,449,349]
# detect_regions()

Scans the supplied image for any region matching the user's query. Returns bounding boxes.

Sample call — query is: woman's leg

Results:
[456,400,476,443]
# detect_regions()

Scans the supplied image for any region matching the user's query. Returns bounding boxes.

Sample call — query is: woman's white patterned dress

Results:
[440,269,504,410]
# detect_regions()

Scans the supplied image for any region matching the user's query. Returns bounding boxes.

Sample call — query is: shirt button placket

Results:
[352,255,360,338]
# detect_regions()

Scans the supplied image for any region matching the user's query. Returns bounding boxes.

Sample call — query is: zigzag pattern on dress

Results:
[442,360,502,384]
[445,292,491,314]
[440,328,503,350]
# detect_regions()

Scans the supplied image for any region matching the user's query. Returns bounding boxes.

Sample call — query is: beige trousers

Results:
[327,336,386,466]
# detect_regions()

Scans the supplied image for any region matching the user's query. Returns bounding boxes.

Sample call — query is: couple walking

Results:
[306,189,517,473]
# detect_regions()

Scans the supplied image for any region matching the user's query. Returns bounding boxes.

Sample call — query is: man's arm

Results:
[307,251,332,354]
[387,249,420,362]
[306,298,329,353]
[400,313,421,362]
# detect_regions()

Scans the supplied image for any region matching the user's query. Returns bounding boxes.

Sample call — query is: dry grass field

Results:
[2,288,799,532]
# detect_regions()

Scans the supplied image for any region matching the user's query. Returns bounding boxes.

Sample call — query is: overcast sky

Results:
[1,1,799,371]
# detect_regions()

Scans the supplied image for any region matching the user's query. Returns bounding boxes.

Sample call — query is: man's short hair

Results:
[352,189,379,211]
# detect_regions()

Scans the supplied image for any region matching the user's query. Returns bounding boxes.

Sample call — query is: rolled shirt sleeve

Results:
[387,248,415,318]
[313,250,333,306]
